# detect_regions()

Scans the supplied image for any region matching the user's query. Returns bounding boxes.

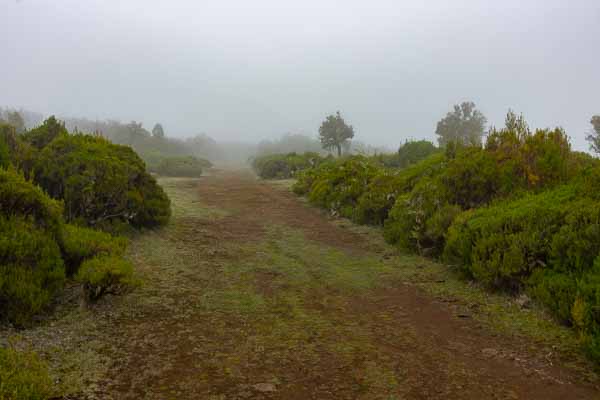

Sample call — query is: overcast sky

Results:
[1,0,599,150]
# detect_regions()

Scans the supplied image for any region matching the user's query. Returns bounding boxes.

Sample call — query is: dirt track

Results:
[88,170,600,398]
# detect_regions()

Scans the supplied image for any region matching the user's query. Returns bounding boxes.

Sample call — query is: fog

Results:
[1,0,599,151]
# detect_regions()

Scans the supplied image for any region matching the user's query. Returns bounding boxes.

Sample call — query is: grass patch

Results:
[158,177,229,220]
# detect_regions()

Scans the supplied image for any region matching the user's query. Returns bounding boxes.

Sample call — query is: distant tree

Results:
[126,121,146,145]
[435,102,487,147]
[587,115,600,154]
[5,111,26,134]
[319,111,354,157]
[152,123,165,139]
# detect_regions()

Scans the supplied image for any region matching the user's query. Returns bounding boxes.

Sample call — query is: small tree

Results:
[435,101,487,147]
[319,111,354,157]
[152,123,165,139]
[587,115,600,154]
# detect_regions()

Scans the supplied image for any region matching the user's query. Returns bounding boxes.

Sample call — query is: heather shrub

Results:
[61,224,127,276]
[443,186,577,288]
[356,153,446,225]
[0,169,66,325]
[252,152,326,179]
[0,168,63,236]
[76,255,134,303]
[383,177,450,256]
[33,133,171,230]
[442,180,600,360]
[0,216,65,325]
[305,156,380,219]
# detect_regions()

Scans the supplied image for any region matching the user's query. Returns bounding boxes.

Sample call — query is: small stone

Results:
[253,383,277,393]
[515,294,531,309]
[481,348,499,358]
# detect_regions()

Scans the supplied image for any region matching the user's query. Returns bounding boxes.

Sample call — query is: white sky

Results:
[1,0,599,150]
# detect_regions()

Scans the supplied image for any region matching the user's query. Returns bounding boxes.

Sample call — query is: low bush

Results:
[0,168,66,325]
[0,345,55,400]
[252,152,326,179]
[76,255,134,303]
[0,167,63,236]
[301,156,380,219]
[0,216,66,326]
[374,140,439,168]
[383,116,586,258]
[358,153,446,226]
[33,133,171,230]
[147,155,211,177]
[61,224,127,276]
[442,180,600,359]
[443,185,578,288]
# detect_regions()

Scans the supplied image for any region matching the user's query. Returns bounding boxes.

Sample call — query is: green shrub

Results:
[0,124,36,177]
[354,170,406,225]
[149,155,210,177]
[0,132,9,169]
[21,116,67,150]
[0,216,65,325]
[441,147,503,208]
[443,186,577,288]
[61,224,127,276]
[0,169,66,324]
[528,269,577,324]
[252,152,326,179]
[0,345,54,400]
[75,255,134,303]
[356,153,447,226]
[549,199,600,275]
[383,177,450,256]
[372,140,439,169]
[304,156,380,219]
[0,168,63,236]
[33,133,171,230]
[442,182,600,362]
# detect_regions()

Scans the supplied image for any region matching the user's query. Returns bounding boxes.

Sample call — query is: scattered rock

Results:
[482,348,499,358]
[253,383,277,393]
[515,294,531,309]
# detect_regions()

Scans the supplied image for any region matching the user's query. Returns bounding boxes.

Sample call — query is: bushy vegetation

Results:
[0,115,163,325]
[374,140,439,169]
[384,113,582,257]
[0,345,54,400]
[76,255,135,303]
[0,169,65,325]
[292,110,600,363]
[33,131,170,230]
[61,224,128,275]
[147,155,211,177]
[252,152,328,179]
